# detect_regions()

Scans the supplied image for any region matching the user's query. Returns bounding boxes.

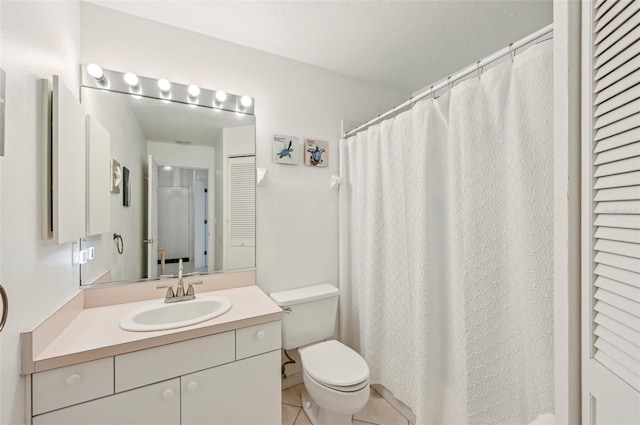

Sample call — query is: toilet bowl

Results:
[299,340,370,425]
[269,284,370,425]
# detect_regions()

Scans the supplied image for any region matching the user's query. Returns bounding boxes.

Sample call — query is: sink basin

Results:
[120,296,232,332]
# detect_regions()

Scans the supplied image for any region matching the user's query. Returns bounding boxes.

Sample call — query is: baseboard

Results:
[282,372,303,390]
[371,383,416,425]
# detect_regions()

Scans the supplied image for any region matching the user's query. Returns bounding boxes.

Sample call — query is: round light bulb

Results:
[124,72,139,87]
[188,84,200,97]
[87,64,104,80]
[157,79,171,92]
[240,96,252,107]
[215,90,227,102]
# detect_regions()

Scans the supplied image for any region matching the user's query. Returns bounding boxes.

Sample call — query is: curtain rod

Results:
[344,23,554,138]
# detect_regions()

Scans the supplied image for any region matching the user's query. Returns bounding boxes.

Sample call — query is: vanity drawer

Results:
[236,320,281,360]
[32,357,114,415]
[115,331,235,392]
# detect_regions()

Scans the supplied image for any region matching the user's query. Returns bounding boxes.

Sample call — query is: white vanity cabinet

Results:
[33,379,181,425]
[30,321,282,425]
[181,350,280,424]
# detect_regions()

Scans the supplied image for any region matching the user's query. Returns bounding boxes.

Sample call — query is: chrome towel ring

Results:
[113,233,124,254]
[0,284,8,333]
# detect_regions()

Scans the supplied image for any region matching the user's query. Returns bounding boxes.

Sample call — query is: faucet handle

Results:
[186,281,203,296]
[157,283,175,299]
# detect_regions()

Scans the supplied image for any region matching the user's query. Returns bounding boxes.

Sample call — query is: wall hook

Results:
[330,174,341,190]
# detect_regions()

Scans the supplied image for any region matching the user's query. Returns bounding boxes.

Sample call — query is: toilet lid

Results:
[300,340,370,387]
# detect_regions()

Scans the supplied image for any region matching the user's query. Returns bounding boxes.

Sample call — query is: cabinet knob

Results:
[187,381,198,393]
[162,389,174,400]
[256,331,265,340]
[66,374,81,386]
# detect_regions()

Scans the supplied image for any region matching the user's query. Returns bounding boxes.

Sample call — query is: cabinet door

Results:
[181,350,281,425]
[33,378,180,425]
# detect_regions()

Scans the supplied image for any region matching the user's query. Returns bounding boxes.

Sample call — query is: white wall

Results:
[81,88,147,284]
[0,1,81,423]
[81,3,408,295]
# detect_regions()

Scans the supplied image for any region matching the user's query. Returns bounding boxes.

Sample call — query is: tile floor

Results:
[282,384,412,425]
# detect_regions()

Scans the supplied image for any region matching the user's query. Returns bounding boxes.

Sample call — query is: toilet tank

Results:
[270,284,339,350]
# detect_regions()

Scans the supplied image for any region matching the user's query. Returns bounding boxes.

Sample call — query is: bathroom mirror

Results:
[80,86,255,285]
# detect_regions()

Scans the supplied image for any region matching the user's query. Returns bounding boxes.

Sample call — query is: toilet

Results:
[270,284,370,425]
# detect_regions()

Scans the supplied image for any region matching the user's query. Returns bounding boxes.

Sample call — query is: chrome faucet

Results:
[156,259,203,303]
[177,258,185,297]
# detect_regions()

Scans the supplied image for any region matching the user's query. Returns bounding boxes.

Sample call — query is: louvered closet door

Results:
[582,1,640,423]
[227,155,256,269]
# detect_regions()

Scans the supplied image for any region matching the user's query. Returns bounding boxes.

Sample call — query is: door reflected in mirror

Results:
[80,87,255,285]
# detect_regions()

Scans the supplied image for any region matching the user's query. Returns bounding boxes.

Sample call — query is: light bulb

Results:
[124,72,139,87]
[188,84,200,97]
[87,64,104,80]
[215,90,227,102]
[240,96,252,107]
[158,79,171,92]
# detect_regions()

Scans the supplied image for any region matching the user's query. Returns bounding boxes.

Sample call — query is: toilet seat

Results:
[300,340,370,390]
[304,369,369,393]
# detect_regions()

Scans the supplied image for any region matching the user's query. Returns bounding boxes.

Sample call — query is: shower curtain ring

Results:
[476,61,483,79]
[509,42,516,62]
[448,76,454,90]
[430,86,435,102]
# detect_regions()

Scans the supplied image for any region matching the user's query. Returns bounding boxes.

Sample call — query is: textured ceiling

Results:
[84,0,552,93]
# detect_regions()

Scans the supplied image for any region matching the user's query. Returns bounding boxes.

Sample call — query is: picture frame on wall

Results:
[273,135,299,165]
[304,139,328,167]
[123,166,130,207]
[111,158,122,193]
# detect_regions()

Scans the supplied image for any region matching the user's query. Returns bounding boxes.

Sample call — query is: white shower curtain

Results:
[339,42,554,425]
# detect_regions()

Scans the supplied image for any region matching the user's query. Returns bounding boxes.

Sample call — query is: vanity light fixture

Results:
[124,72,139,87]
[240,96,252,107]
[215,90,227,102]
[87,64,105,81]
[80,65,255,115]
[188,84,200,98]
[158,79,171,93]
